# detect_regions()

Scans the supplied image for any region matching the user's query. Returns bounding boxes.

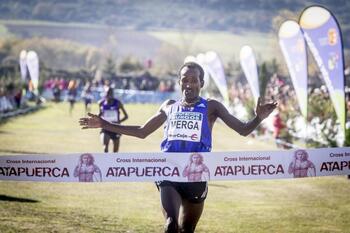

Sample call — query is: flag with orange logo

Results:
[299,6,346,139]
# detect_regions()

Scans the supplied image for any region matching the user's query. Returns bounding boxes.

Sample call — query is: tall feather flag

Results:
[204,51,229,105]
[195,53,210,90]
[299,5,346,139]
[239,45,260,105]
[19,50,28,82]
[278,20,308,119]
[26,51,39,94]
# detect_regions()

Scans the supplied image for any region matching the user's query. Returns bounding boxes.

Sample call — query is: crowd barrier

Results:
[0,105,41,120]
[0,96,14,112]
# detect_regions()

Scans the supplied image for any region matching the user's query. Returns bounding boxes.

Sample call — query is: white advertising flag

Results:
[204,51,229,104]
[239,45,260,104]
[278,20,308,119]
[26,50,39,91]
[19,50,27,82]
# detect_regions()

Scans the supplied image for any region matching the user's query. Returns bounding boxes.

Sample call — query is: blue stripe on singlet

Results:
[100,99,119,122]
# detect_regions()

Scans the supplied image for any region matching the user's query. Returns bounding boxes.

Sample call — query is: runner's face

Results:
[179,67,202,102]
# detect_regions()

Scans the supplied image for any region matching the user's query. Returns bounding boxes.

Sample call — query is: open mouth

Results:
[184,89,193,95]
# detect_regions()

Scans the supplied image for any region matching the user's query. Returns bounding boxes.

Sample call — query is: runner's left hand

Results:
[255,97,277,120]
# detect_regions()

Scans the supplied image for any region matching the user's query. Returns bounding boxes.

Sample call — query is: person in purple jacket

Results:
[80,62,277,233]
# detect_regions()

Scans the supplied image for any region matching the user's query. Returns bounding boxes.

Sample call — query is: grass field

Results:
[0,102,349,233]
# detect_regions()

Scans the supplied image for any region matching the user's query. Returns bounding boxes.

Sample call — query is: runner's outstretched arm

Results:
[211,97,277,136]
[79,100,169,138]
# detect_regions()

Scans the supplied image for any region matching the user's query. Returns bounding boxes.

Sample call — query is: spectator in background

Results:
[104,79,110,89]
[14,87,22,108]
[52,78,61,102]
[67,79,78,116]
[159,80,167,92]
[59,77,67,91]
[273,109,288,148]
[167,80,175,92]
[122,78,130,89]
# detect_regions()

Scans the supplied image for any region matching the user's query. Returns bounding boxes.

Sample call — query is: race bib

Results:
[84,93,94,100]
[167,112,202,142]
[68,95,75,101]
[103,110,118,122]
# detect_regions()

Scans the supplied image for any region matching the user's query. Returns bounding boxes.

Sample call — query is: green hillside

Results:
[1,0,348,33]
[2,20,279,58]
[0,0,349,73]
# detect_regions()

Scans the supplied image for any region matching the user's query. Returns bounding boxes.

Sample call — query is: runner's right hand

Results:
[79,113,103,129]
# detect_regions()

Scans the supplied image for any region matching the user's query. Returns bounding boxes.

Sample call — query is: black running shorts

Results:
[156,180,208,203]
[100,129,121,140]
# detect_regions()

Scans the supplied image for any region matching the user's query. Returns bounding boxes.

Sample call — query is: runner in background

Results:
[80,62,277,233]
[67,79,78,116]
[81,82,94,115]
[272,108,292,149]
[98,87,128,153]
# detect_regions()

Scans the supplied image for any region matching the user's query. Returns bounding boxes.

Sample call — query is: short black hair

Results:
[178,62,204,82]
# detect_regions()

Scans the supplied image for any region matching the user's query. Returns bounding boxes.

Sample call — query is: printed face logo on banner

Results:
[183,153,210,182]
[288,149,316,178]
[74,153,102,182]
